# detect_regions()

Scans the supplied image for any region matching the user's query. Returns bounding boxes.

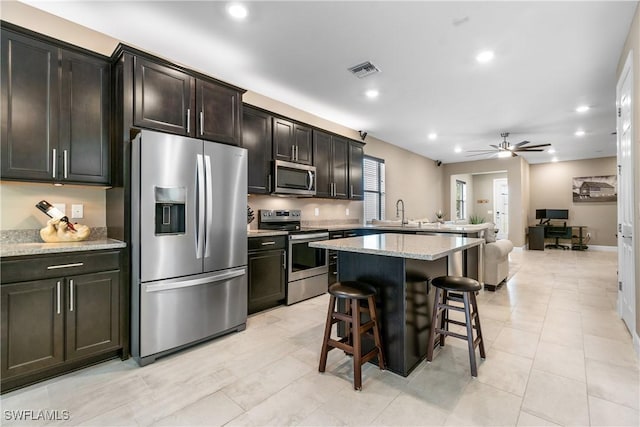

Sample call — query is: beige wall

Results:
[0,182,107,229]
[443,157,528,247]
[617,3,640,341]
[472,172,508,222]
[529,157,617,246]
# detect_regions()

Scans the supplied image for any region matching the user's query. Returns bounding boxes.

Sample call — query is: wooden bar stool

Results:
[426,276,486,377]
[319,281,385,390]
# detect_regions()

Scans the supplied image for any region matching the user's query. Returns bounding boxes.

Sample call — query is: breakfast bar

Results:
[310,233,484,376]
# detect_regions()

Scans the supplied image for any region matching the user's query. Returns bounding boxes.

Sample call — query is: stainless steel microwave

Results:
[273,160,316,196]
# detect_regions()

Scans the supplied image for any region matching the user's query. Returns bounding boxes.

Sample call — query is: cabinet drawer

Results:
[1,250,121,283]
[248,236,286,251]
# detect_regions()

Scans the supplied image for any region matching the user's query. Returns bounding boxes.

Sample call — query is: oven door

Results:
[288,232,329,281]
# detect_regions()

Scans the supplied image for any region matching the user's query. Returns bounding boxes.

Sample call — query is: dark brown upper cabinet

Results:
[133,55,243,145]
[134,57,195,136]
[0,27,110,185]
[313,130,348,199]
[196,80,242,145]
[349,141,364,200]
[242,105,273,194]
[273,117,312,165]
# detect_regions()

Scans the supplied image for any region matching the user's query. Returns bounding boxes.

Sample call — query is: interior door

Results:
[616,52,635,335]
[493,178,509,240]
[203,141,248,272]
[138,131,202,282]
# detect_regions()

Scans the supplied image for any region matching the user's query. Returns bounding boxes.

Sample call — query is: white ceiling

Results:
[24,1,637,164]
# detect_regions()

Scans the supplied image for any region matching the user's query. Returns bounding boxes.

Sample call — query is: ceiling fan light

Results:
[498,151,511,158]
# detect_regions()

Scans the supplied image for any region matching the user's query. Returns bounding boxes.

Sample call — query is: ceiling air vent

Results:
[348,61,381,78]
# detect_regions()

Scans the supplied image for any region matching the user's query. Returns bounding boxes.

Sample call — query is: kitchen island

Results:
[310,233,484,376]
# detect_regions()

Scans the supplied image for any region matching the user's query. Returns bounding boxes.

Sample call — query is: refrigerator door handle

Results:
[144,268,247,293]
[196,154,205,259]
[204,154,213,258]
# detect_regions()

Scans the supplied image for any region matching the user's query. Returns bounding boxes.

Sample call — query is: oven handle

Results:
[289,232,329,241]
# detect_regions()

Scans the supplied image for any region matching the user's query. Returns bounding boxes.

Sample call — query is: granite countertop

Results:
[247,229,289,237]
[310,233,484,261]
[1,239,127,257]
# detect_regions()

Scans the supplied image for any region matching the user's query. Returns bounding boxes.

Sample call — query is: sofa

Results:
[483,239,514,291]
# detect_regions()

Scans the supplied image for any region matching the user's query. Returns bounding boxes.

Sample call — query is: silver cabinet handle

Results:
[56,281,61,314]
[47,262,84,270]
[261,241,276,246]
[52,148,57,178]
[186,109,191,134]
[200,111,204,136]
[69,279,74,312]
[282,251,286,269]
[63,150,68,179]
[350,184,354,198]
[307,170,314,191]
[291,145,295,161]
[267,173,272,193]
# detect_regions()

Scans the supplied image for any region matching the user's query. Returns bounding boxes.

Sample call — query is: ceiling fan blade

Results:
[513,140,531,147]
[516,149,546,152]
[467,149,497,153]
[514,143,551,150]
[466,152,494,157]
[511,151,518,157]
[489,144,501,150]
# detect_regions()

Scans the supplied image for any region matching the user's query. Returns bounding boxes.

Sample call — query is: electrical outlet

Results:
[53,203,66,216]
[71,204,84,219]
[346,208,349,216]
[314,208,320,216]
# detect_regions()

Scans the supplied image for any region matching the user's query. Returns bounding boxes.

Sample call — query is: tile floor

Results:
[2,249,638,426]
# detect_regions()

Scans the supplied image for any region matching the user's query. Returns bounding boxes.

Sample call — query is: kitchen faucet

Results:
[396,199,407,226]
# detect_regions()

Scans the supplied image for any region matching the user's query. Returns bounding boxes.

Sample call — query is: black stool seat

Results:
[329,281,376,299]
[427,275,486,377]
[319,281,385,390]
[431,276,481,293]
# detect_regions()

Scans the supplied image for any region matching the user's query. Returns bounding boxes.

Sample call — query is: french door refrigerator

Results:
[131,130,248,365]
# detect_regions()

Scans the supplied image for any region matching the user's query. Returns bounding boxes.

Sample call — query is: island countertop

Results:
[309,233,484,261]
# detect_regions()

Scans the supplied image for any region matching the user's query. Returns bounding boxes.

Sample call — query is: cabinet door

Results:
[60,50,110,184]
[349,141,364,200]
[248,249,285,314]
[1,279,64,379]
[243,106,272,194]
[196,79,241,145]
[273,117,295,161]
[134,57,195,136]
[332,136,349,199]
[293,123,313,165]
[66,271,120,361]
[1,30,59,181]
[313,130,332,198]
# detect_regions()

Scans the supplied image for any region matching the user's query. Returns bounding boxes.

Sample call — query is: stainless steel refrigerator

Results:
[130,130,248,366]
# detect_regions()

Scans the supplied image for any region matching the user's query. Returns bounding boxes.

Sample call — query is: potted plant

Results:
[435,210,445,223]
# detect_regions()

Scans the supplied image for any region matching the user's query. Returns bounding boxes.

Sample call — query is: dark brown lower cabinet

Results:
[0,250,125,393]
[248,236,286,314]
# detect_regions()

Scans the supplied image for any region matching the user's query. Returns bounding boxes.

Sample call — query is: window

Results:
[363,156,385,222]
[455,180,467,220]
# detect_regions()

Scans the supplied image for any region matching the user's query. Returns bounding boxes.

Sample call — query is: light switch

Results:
[314,208,320,216]
[345,208,350,216]
[71,204,84,219]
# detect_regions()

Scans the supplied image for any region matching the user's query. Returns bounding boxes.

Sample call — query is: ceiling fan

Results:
[467,132,551,158]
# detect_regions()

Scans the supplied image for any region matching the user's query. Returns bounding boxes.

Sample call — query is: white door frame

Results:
[616,50,637,352]
[493,178,509,240]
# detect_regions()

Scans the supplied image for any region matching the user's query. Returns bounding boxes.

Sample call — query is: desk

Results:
[310,233,484,376]
[527,225,588,251]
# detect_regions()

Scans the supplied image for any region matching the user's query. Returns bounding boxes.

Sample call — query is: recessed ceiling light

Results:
[454,146,462,153]
[575,130,586,137]
[575,105,590,113]
[548,148,556,154]
[551,157,559,163]
[227,3,248,20]
[476,50,494,63]
[365,89,379,99]
[428,132,438,140]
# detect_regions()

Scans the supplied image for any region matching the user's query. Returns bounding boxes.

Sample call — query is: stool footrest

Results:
[434,328,468,341]
[437,303,465,313]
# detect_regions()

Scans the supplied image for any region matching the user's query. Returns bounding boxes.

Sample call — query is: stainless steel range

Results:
[258,210,329,304]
